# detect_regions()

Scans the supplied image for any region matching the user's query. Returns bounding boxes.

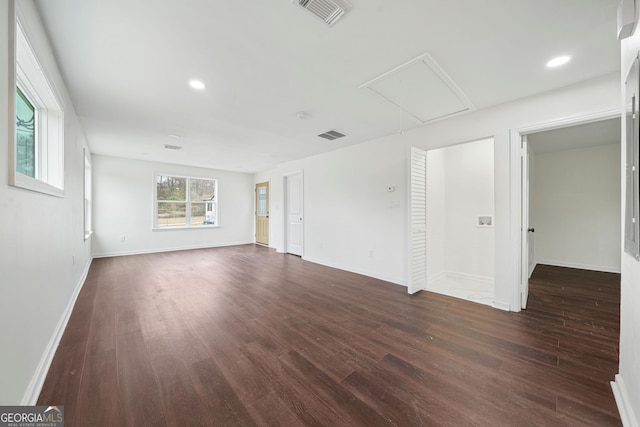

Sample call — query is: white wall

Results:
[257,139,407,284]
[426,139,495,282]
[92,155,254,257]
[443,139,495,280]
[0,0,92,404]
[613,27,640,427]
[532,144,621,273]
[255,72,619,309]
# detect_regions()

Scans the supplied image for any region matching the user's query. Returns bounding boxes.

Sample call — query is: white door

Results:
[255,182,269,245]
[286,172,304,256]
[408,147,427,294]
[521,136,530,308]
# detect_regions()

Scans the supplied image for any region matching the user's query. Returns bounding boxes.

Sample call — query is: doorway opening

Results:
[511,111,621,310]
[426,138,496,306]
[408,138,496,307]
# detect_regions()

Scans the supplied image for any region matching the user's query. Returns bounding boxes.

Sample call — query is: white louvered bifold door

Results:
[408,146,427,294]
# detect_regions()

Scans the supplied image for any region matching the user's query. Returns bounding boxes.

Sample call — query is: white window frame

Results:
[84,149,93,240]
[8,1,65,197]
[153,173,219,230]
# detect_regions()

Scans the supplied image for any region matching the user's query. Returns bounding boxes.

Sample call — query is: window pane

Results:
[84,198,91,233]
[16,87,35,178]
[157,176,186,201]
[205,202,216,225]
[190,178,216,201]
[257,187,267,215]
[191,202,207,225]
[157,202,187,227]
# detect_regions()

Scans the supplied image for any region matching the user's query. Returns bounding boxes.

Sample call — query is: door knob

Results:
[528,228,535,233]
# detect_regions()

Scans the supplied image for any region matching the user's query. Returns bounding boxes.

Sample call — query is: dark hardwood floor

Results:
[38,245,622,426]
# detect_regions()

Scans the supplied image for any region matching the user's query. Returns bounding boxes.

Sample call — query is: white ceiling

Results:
[34,0,621,173]
[528,117,621,153]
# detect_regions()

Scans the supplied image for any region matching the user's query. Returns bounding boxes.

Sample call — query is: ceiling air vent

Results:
[317,130,346,140]
[296,0,351,27]
[164,144,182,150]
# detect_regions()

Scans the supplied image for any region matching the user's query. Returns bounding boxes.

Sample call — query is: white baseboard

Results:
[612,374,639,427]
[302,256,404,287]
[21,258,93,405]
[528,262,537,278]
[92,240,254,258]
[536,258,621,274]
[427,271,494,286]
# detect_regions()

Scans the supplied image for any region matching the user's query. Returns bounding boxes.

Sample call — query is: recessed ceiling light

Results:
[546,56,571,68]
[167,133,181,139]
[189,80,206,90]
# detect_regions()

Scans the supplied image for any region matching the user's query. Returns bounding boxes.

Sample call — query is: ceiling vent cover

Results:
[296,0,351,26]
[317,130,346,140]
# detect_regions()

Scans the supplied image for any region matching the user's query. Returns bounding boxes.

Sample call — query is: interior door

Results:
[255,181,269,245]
[408,146,427,294]
[521,136,530,308]
[286,173,304,256]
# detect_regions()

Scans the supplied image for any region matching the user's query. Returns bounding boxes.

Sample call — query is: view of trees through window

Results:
[16,87,36,178]
[156,175,217,227]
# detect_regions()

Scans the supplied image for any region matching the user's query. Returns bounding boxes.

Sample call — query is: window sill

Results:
[152,225,221,231]
[11,172,64,197]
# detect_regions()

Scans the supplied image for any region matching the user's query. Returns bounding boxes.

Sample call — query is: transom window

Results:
[154,174,218,228]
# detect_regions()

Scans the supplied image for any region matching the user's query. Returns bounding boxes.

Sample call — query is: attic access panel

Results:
[360,53,475,124]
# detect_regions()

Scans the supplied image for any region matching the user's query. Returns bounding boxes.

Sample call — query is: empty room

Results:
[1,0,640,426]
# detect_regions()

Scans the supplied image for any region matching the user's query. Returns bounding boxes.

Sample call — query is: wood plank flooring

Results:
[38,245,622,426]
